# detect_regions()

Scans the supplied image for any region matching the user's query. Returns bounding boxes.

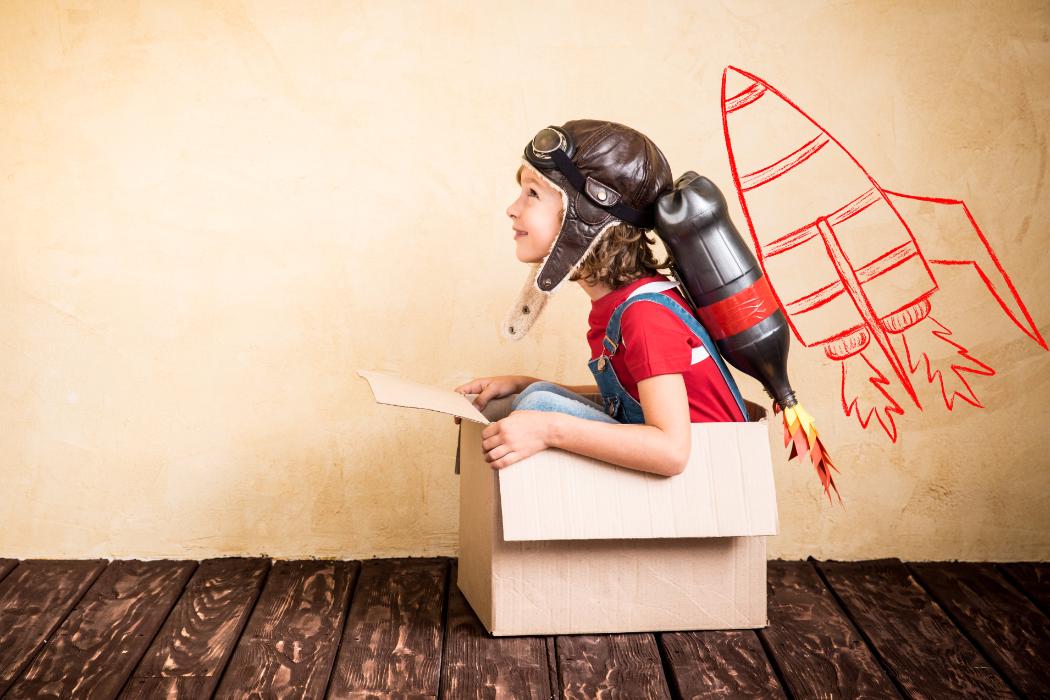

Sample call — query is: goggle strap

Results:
[550,149,654,229]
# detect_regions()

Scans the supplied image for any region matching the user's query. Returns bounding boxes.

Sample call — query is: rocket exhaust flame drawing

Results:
[721,65,1047,443]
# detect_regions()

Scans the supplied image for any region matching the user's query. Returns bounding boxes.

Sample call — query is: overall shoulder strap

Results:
[627,280,680,299]
[603,292,750,422]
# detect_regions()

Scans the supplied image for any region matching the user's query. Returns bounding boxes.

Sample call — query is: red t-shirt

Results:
[587,275,746,423]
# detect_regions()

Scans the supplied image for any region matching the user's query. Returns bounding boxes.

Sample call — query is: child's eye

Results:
[528,189,538,198]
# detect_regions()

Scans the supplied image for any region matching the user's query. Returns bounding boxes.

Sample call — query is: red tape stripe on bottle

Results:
[697,276,780,340]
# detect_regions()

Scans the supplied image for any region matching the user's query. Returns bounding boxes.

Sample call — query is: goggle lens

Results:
[531,128,564,157]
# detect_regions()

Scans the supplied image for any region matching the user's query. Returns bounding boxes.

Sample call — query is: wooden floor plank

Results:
[999,562,1050,615]
[0,558,19,584]
[910,562,1050,698]
[660,630,785,699]
[118,557,271,699]
[441,560,552,699]
[212,559,357,700]
[0,559,108,695]
[4,559,197,699]
[326,557,447,699]
[544,636,559,700]
[556,633,671,699]
[818,559,1013,699]
[759,560,901,698]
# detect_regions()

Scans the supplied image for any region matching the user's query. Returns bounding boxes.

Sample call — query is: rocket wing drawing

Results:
[720,65,1046,442]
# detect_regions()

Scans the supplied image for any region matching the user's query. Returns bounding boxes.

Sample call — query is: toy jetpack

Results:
[654,173,841,504]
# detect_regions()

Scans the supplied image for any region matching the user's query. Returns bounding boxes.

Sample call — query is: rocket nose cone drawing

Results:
[722,70,869,244]
[725,75,871,224]
[721,66,759,104]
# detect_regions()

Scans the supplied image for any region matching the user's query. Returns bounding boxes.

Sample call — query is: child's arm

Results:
[549,374,691,475]
[482,373,692,477]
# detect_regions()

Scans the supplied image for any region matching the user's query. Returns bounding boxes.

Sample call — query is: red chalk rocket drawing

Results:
[721,66,1047,442]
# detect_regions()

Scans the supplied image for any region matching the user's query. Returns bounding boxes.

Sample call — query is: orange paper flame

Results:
[774,402,843,506]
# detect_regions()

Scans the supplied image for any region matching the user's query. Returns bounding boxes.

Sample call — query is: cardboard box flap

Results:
[496,421,778,541]
[358,370,489,424]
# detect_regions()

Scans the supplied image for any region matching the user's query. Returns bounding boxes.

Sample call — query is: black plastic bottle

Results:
[654,172,797,409]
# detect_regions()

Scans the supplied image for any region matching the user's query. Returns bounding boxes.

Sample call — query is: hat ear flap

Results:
[501,263,550,341]
[571,218,618,270]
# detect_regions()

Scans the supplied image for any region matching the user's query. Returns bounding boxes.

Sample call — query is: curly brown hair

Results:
[568,222,670,289]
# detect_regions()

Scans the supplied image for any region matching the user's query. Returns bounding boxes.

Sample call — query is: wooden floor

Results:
[0,557,1046,699]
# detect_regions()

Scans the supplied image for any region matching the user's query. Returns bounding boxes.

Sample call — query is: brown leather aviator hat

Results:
[502,120,673,340]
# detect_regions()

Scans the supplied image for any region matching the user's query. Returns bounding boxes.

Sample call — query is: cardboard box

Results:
[356,371,779,636]
[457,395,778,637]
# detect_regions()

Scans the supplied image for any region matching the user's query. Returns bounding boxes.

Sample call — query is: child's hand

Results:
[480,410,557,469]
[453,375,537,421]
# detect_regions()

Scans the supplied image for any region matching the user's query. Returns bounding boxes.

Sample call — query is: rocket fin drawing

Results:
[720,65,1046,441]
[885,190,1047,349]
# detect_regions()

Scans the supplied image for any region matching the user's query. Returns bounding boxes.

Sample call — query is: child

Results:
[455,120,747,477]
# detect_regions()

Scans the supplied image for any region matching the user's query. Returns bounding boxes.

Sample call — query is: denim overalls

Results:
[587,282,750,424]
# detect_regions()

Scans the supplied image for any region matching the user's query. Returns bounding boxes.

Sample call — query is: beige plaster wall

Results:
[1,0,1047,561]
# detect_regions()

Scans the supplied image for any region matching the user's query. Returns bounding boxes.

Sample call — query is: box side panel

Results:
[498,422,778,542]
[745,536,769,627]
[736,427,779,535]
[490,535,768,636]
[705,423,779,537]
[489,539,567,636]
[456,421,497,633]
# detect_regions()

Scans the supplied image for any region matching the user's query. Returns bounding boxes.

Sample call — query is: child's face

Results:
[506,164,564,264]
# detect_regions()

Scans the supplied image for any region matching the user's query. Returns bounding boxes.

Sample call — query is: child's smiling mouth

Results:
[514,229,528,239]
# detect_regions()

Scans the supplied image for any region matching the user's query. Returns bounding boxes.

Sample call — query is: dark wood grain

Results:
[0,559,107,695]
[326,557,447,699]
[759,560,900,699]
[4,559,196,699]
[555,633,671,699]
[660,630,785,699]
[818,559,1013,699]
[441,560,553,699]
[118,557,270,699]
[0,555,1034,698]
[212,559,357,700]
[910,562,1050,698]
[999,562,1050,615]
[0,558,18,584]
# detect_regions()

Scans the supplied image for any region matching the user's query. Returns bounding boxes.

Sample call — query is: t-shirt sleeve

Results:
[619,301,703,380]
